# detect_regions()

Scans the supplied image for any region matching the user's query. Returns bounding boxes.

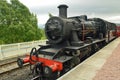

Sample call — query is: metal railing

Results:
[0,40,46,60]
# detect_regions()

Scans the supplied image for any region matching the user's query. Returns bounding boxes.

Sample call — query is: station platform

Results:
[57,37,120,80]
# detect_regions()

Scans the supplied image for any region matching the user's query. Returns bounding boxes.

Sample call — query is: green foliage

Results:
[40,28,46,40]
[0,0,44,44]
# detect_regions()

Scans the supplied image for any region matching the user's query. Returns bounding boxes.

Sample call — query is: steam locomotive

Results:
[17,5,117,80]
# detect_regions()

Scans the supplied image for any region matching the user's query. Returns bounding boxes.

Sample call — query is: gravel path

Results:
[93,43,120,80]
[0,65,33,80]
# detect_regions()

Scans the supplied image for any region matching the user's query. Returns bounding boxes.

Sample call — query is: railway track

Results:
[0,50,100,80]
[0,59,29,75]
[0,61,32,80]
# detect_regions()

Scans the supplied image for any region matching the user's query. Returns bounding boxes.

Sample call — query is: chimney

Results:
[58,4,68,18]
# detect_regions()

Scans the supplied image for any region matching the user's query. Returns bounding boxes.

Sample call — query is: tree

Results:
[0,0,43,44]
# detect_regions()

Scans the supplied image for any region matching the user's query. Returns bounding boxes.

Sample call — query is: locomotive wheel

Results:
[86,46,92,57]
[70,56,80,68]
[32,62,43,79]
[63,56,80,73]
[94,44,100,52]
[71,50,81,56]
[70,51,81,67]
[43,66,52,77]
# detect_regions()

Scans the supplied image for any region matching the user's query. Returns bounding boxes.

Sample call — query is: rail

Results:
[0,40,46,60]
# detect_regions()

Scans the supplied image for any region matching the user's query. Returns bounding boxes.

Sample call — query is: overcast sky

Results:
[17,0,120,25]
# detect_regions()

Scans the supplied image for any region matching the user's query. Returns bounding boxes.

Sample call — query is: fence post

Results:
[18,43,20,55]
[0,45,1,54]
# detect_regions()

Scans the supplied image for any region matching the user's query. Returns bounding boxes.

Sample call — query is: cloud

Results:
[18,0,120,24]
[29,6,58,15]
[105,16,120,23]
[19,0,62,7]
[37,14,49,25]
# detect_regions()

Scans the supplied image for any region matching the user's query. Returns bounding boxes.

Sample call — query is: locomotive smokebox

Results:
[58,4,68,18]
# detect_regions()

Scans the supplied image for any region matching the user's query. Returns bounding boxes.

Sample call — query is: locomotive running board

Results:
[64,39,106,50]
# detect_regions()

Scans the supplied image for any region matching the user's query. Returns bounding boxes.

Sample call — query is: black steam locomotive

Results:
[17,5,117,80]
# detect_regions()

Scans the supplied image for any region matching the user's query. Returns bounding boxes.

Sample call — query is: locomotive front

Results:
[45,17,72,44]
[45,5,76,44]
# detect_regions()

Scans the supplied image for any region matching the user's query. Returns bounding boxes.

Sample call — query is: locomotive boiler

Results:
[46,5,97,45]
[17,5,117,80]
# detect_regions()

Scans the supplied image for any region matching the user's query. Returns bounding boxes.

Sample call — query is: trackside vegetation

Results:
[0,0,46,44]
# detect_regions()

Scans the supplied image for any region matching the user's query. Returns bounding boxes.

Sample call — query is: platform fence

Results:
[0,40,46,60]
